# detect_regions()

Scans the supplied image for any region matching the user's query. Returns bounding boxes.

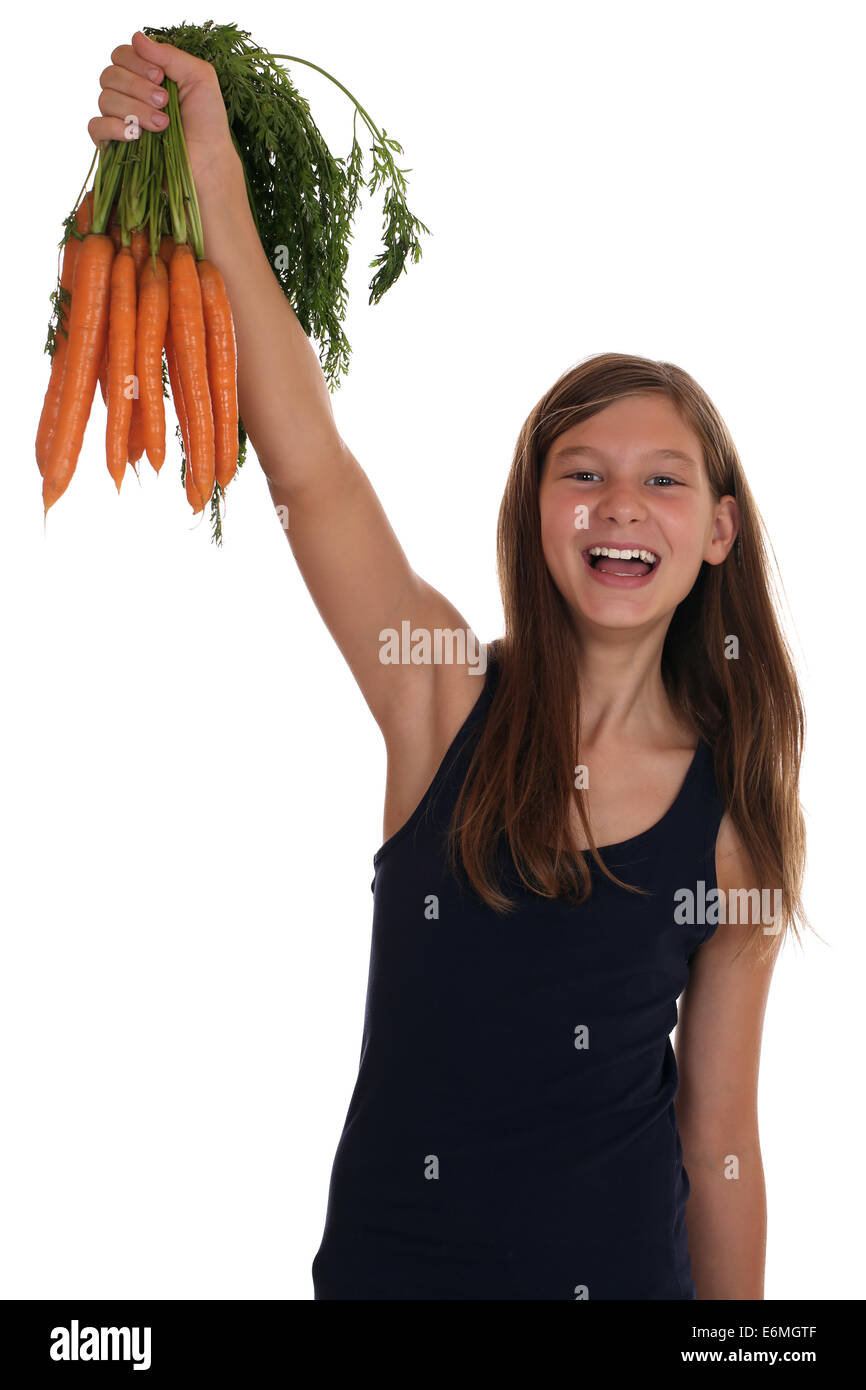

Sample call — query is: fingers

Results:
[88,82,169,148]
[130,29,213,85]
[109,38,164,85]
[100,66,169,120]
[88,38,172,148]
[87,31,219,149]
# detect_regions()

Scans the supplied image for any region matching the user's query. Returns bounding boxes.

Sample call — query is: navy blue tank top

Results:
[312,645,726,1299]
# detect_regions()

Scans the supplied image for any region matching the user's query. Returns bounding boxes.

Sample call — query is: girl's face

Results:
[538,394,738,634]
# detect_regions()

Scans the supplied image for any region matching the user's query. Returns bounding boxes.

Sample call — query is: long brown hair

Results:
[445,351,809,961]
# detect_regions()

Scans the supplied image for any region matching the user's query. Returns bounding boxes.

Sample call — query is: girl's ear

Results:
[706,494,739,565]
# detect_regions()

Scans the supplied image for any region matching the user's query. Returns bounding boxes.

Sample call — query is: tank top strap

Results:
[371,644,499,874]
[661,736,727,885]
[430,646,500,799]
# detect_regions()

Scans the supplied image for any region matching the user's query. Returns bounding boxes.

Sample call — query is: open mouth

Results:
[580,545,661,588]
[582,545,660,579]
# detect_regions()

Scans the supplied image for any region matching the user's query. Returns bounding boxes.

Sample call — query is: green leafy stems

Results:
[141,21,431,388]
[254,48,431,304]
[162,79,204,259]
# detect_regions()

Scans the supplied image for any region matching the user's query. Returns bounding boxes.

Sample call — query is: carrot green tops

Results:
[312,646,726,1299]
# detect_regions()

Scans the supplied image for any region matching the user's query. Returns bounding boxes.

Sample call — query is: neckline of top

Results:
[580,737,706,858]
[485,648,706,856]
[371,645,708,868]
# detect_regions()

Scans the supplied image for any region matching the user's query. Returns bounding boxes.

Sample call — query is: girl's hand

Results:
[87,30,236,188]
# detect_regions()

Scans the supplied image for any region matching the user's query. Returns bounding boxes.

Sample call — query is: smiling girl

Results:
[91,33,808,1301]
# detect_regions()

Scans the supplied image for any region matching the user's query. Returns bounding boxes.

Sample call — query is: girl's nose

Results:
[597,485,648,525]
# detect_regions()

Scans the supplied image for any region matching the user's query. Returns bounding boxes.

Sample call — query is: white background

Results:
[4,0,861,1300]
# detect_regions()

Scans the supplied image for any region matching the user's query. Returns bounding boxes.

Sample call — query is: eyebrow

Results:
[553,445,699,468]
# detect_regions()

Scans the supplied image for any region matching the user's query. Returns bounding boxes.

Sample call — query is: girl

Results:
[90,32,809,1301]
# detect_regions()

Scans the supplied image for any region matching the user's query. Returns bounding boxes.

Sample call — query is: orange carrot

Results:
[159,237,179,492]
[129,229,149,272]
[196,260,239,490]
[126,392,145,466]
[98,227,123,409]
[105,245,137,493]
[136,254,170,473]
[184,460,199,513]
[169,243,214,513]
[42,232,114,514]
[126,231,150,466]
[165,317,200,512]
[99,226,123,415]
[35,191,93,475]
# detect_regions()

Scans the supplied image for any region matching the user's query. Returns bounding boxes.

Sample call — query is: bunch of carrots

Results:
[36,76,242,541]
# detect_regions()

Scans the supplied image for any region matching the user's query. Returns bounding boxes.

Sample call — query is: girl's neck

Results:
[574,628,689,752]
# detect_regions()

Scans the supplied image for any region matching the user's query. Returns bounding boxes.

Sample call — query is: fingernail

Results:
[153,113,168,127]
[148,66,161,81]
[151,88,167,105]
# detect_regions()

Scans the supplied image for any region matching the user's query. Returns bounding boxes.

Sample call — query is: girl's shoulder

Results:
[379,645,494,848]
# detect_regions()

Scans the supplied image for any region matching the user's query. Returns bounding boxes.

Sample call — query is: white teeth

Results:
[587,546,659,564]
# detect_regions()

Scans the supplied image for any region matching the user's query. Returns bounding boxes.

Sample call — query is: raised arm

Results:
[194,153,477,736]
[88,32,481,756]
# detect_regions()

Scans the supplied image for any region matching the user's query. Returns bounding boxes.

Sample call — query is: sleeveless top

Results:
[312,645,727,1300]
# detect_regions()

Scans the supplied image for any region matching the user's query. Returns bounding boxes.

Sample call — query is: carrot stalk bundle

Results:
[37,59,250,538]
[38,25,426,539]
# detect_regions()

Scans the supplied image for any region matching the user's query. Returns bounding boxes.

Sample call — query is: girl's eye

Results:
[566,472,681,487]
